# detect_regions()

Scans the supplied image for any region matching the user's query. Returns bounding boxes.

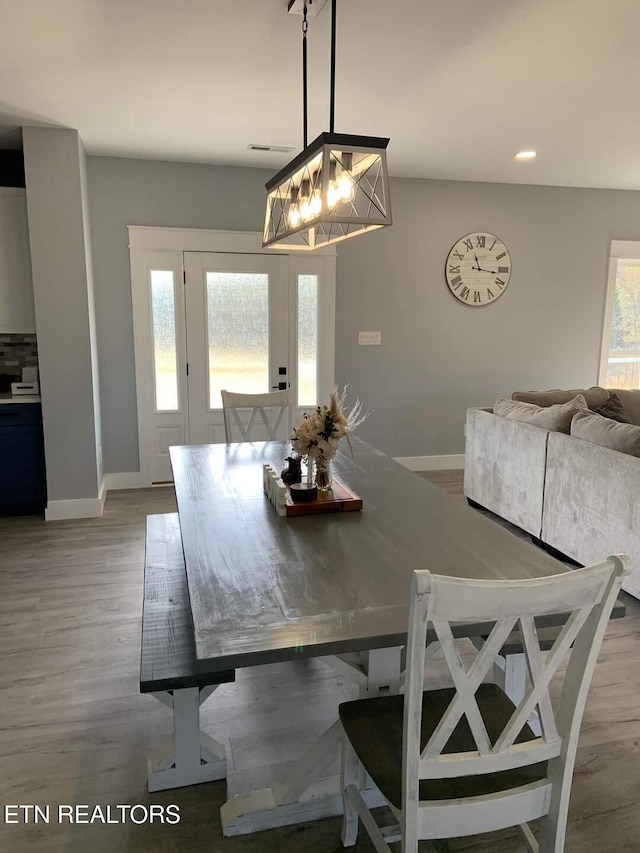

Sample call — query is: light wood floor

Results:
[1,473,639,852]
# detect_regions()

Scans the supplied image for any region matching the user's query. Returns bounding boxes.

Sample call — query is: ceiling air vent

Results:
[248,144,295,154]
[287,0,328,15]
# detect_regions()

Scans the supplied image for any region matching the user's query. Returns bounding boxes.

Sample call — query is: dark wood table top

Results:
[170,439,600,674]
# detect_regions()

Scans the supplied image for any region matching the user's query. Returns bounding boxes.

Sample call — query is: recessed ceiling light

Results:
[514,150,537,161]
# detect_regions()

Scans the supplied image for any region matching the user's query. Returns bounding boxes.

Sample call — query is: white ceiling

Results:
[2,0,640,189]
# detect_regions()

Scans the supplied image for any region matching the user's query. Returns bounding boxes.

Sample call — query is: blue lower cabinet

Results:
[0,404,47,514]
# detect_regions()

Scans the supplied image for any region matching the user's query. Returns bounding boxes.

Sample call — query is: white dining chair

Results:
[339,557,627,853]
[221,389,289,443]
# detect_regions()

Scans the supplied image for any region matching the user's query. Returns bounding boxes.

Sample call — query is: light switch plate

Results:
[359,331,381,346]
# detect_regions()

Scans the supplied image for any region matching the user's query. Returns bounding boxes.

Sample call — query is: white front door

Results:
[183,252,290,445]
[130,230,336,486]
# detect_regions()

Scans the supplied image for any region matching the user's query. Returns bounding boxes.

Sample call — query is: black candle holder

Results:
[281,453,303,485]
[289,482,318,503]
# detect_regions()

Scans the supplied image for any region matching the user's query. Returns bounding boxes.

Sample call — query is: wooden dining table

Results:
[169,437,623,836]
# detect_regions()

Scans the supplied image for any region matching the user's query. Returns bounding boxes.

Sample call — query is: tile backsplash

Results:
[0,333,38,373]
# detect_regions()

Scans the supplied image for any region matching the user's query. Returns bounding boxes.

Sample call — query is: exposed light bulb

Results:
[300,198,311,220]
[327,182,340,209]
[337,172,354,202]
[326,160,340,209]
[309,192,322,216]
[288,204,301,227]
[337,152,355,202]
[288,186,301,228]
[297,179,313,221]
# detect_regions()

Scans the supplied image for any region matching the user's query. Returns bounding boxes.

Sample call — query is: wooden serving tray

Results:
[284,477,363,517]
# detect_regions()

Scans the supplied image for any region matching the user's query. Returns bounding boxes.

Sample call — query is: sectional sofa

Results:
[464,387,640,599]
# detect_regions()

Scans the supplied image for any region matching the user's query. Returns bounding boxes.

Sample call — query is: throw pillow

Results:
[571,410,640,457]
[593,392,631,424]
[511,386,609,409]
[494,394,588,433]
[607,389,640,426]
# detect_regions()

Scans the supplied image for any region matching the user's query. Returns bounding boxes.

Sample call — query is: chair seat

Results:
[339,684,547,810]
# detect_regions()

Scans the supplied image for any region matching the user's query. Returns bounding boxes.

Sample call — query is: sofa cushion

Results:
[607,389,640,426]
[593,392,631,424]
[512,386,609,409]
[494,395,588,434]
[571,410,640,457]
[464,408,547,537]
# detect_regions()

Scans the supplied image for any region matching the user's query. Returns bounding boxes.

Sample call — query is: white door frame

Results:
[129,227,336,487]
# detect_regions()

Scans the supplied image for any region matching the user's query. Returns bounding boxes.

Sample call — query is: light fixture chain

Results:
[302,2,309,148]
[329,0,336,132]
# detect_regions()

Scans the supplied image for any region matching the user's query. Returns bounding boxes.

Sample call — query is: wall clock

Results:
[445,232,511,306]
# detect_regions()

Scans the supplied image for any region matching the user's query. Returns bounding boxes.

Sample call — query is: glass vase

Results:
[314,459,333,492]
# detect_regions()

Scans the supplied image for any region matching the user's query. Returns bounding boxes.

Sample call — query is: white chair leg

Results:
[535,751,573,851]
[518,821,540,853]
[537,801,568,853]
[537,815,566,853]
[341,734,360,847]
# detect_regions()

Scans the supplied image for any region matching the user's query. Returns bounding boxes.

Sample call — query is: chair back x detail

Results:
[340,556,627,853]
[221,389,289,443]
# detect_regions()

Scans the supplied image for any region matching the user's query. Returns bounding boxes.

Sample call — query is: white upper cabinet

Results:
[0,187,35,333]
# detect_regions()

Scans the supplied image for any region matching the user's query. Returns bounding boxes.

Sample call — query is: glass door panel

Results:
[129,248,189,484]
[150,270,180,412]
[184,252,289,445]
[206,272,270,407]
[297,274,319,407]
[289,255,331,431]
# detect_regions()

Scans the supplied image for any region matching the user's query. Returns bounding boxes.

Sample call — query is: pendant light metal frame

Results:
[263,0,392,251]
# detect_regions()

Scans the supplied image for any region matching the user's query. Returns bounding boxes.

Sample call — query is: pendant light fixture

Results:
[263,0,392,251]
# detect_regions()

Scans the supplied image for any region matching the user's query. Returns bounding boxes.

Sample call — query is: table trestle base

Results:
[220,647,401,836]
[147,685,227,792]
[221,778,386,837]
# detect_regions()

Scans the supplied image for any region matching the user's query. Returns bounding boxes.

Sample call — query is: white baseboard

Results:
[44,473,152,520]
[394,454,465,472]
[45,479,107,522]
[104,472,150,490]
[45,457,460,520]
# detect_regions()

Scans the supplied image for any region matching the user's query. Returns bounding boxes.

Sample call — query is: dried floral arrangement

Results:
[291,386,369,466]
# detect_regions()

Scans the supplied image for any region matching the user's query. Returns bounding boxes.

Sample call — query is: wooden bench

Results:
[141,512,235,792]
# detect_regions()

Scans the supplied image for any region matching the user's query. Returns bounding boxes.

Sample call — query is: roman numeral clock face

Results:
[445,232,511,306]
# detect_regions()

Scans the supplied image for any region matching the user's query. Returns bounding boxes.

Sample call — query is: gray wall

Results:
[87,156,271,474]
[23,127,101,502]
[79,140,103,487]
[336,178,640,457]
[87,156,640,470]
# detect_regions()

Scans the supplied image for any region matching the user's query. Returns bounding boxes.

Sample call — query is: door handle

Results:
[272,382,288,390]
